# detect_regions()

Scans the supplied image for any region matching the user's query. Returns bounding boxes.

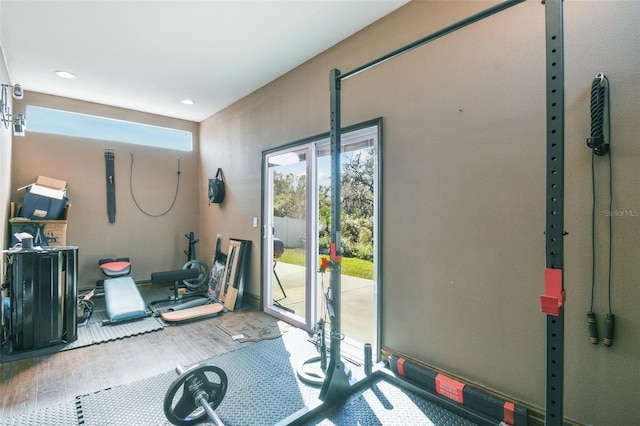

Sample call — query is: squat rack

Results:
[314,0,567,425]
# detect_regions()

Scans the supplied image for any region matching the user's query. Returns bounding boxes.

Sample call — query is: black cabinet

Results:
[4,247,78,352]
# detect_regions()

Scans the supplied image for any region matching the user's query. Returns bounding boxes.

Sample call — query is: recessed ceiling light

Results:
[55,70,77,79]
[181,99,195,105]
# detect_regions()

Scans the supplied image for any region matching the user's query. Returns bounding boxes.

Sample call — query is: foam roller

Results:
[151,268,199,284]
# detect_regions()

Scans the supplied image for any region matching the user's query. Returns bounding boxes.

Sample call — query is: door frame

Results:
[260,118,383,360]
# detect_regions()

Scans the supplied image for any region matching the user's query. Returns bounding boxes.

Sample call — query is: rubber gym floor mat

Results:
[80,283,173,341]
[76,327,327,425]
[304,378,478,426]
[0,325,93,362]
[84,308,165,342]
[0,291,168,363]
[0,401,78,426]
[0,318,165,363]
[2,327,362,425]
[78,370,176,425]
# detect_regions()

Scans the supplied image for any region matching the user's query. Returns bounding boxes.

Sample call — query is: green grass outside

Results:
[278,247,373,280]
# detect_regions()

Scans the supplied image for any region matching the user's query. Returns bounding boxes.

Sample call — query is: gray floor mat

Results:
[77,328,324,426]
[305,378,478,425]
[1,313,165,363]
[1,286,172,362]
[85,309,165,343]
[0,401,78,426]
[78,371,175,426]
[3,327,472,426]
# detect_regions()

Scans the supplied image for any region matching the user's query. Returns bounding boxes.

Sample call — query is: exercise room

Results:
[1,1,638,425]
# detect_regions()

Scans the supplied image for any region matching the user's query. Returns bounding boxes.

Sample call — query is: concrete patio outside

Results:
[272,261,376,346]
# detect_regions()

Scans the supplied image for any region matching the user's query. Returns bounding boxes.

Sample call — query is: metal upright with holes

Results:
[319,68,353,404]
[543,1,565,425]
[319,0,530,407]
[319,1,566,424]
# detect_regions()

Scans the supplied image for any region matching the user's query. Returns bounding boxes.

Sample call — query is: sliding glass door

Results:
[262,120,381,360]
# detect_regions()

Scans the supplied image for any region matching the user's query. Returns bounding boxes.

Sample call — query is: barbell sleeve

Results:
[195,392,225,426]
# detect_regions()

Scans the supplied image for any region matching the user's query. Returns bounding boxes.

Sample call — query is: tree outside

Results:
[274,147,374,266]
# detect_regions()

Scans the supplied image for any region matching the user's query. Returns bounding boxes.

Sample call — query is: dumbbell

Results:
[164,363,228,426]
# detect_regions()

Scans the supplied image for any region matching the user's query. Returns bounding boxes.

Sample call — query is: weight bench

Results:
[103,276,149,325]
[99,258,150,326]
[100,258,221,325]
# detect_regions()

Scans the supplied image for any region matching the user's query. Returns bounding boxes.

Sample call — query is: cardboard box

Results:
[17,176,69,220]
[9,202,71,248]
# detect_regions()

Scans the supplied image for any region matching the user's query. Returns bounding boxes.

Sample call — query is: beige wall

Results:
[2,1,637,424]
[0,46,12,250]
[199,1,640,424]
[10,92,200,285]
[1,0,16,340]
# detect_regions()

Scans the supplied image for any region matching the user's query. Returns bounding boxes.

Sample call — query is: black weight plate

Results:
[164,364,228,426]
[182,260,210,290]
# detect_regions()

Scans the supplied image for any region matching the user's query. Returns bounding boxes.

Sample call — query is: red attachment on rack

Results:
[330,242,342,263]
[435,374,465,404]
[321,257,329,269]
[503,401,515,425]
[540,268,565,316]
[396,357,406,377]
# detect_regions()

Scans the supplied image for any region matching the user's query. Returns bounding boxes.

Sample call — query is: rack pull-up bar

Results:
[321,0,530,410]
[323,0,569,424]
[339,0,526,81]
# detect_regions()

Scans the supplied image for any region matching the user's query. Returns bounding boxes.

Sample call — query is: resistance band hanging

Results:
[105,149,116,223]
[129,153,181,217]
[586,73,615,347]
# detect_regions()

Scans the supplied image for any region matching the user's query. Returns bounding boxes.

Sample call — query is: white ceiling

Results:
[0,0,409,122]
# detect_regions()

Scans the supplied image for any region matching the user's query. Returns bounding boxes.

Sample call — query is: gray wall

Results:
[10,92,200,285]
[199,2,640,424]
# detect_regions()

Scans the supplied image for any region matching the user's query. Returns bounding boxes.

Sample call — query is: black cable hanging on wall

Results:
[129,153,181,217]
[586,73,615,347]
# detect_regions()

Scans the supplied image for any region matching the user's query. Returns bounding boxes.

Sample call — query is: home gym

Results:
[0,1,638,425]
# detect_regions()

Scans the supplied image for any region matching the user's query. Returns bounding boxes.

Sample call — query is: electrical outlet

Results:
[253,217,258,228]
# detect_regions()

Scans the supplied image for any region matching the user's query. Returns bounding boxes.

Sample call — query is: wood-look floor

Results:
[0,312,252,422]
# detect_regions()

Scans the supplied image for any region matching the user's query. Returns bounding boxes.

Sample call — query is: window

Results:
[26,105,192,151]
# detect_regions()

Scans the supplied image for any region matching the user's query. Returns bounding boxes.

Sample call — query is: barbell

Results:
[164,363,228,426]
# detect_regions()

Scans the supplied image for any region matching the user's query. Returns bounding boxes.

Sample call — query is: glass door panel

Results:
[316,126,377,356]
[263,121,380,361]
[264,147,312,329]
